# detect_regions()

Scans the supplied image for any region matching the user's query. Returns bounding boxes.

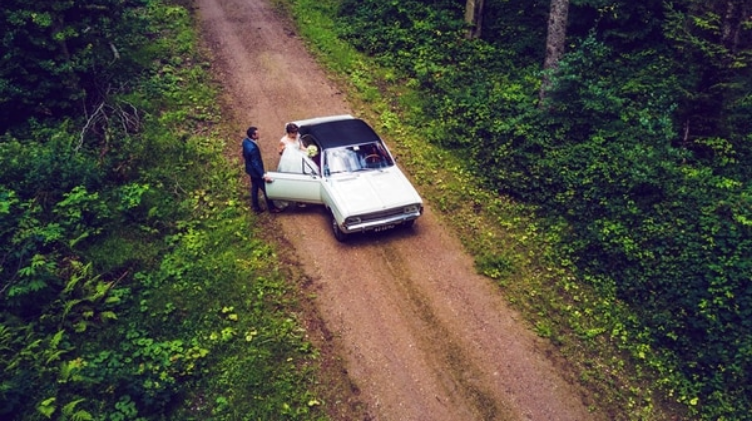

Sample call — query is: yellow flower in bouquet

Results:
[306,145,319,157]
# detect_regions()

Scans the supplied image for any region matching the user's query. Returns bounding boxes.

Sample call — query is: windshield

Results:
[323,142,394,175]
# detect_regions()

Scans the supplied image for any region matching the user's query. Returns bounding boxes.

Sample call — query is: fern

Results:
[37,397,56,419]
[62,399,93,421]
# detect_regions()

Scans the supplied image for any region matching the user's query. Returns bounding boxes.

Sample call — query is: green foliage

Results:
[488,34,751,419]
[336,0,523,154]
[337,0,464,62]
[2,1,322,420]
[663,1,752,180]
[482,0,549,66]
[475,252,515,283]
[568,0,666,49]
[0,0,152,132]
[80,331,210,410]
[0,128,112,314]
[0,128,103,199]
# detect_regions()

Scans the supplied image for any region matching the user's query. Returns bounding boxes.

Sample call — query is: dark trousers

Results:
[250,177,272,211]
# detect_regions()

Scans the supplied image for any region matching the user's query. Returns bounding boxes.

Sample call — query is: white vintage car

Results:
[265,115,423,241]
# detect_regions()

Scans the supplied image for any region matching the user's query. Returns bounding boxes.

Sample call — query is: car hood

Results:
[328,169,421,216]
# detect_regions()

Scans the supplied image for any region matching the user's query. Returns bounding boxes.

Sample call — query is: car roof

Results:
[293,115,381,149]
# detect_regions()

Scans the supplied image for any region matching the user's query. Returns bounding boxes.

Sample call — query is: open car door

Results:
[265,157,323,204]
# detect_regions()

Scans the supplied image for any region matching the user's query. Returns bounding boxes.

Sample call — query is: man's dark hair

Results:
[247,126,258,138]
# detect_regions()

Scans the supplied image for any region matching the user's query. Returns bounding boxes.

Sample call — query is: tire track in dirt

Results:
[196,0,600,420]
[375,243,513,420]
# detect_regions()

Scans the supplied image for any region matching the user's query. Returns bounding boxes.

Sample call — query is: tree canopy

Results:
[0,0,149,133]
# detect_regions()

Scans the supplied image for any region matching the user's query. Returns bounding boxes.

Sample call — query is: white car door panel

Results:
[265,172,323,204]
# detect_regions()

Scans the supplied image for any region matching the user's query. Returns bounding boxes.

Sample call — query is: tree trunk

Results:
[538,0,570,105]
[721,0,751,53]
[465,0,485,39]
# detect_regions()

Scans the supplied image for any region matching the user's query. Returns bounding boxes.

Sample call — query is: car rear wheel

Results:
[331,214,348,242]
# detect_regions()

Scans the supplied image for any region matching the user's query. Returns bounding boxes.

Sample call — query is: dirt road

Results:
[196,0,598,419]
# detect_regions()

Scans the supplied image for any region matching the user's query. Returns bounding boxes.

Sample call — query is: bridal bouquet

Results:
[306,144,319,157]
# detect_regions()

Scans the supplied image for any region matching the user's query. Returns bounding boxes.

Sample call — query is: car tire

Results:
[403,219,415,229]
[331,214,348,242]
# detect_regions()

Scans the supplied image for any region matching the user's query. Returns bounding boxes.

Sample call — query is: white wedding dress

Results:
[274,143,311,210]
[277,144,306,173]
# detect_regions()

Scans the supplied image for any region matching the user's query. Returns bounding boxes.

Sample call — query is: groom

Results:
[242,126,280,214]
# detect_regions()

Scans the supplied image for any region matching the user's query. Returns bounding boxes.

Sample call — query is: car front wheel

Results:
[331,214,348,242]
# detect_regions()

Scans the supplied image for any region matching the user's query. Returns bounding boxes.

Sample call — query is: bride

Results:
[277,122,307,173]
[274,123,311,210]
